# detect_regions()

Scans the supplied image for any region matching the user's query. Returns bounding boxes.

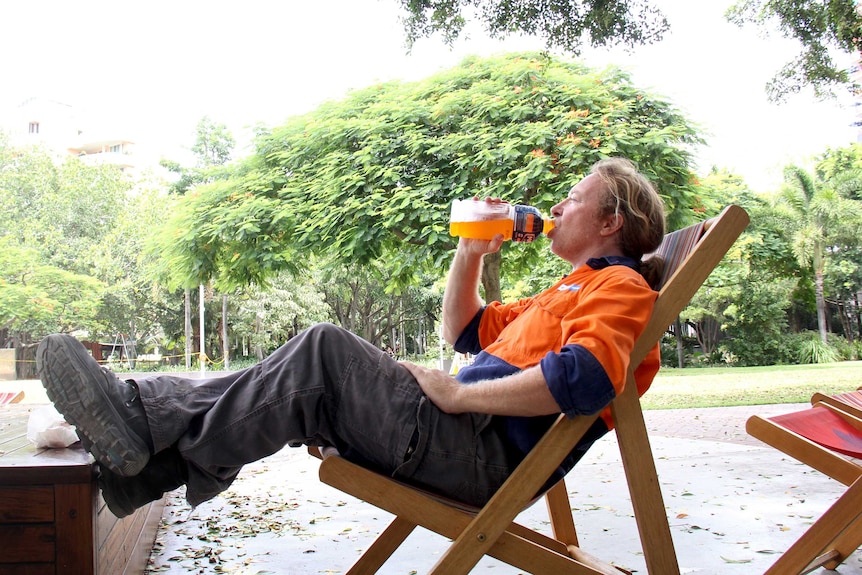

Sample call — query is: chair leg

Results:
[345,516,416,575]
[765,476,862,575]
[611,381,680,575]
[545,478,579,547]
[822,511,862,569]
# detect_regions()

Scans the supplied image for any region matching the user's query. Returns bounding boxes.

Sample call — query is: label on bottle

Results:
[512,205,544,242]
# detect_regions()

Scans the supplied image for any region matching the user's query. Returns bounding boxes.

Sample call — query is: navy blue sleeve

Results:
[452,308,485,355]
[540,343,616,418]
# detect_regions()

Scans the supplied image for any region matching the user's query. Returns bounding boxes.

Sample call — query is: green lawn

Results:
[642,361,862,409]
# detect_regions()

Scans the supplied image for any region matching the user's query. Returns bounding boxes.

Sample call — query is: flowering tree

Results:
[157,52,702,300]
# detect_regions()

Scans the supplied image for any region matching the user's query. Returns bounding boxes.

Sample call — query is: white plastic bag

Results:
[26,405,79,448]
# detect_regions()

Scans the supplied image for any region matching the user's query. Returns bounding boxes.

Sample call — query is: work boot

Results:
[99,447,188,518]
[36,334,151,477]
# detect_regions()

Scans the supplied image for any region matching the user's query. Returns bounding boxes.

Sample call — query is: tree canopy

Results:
[397,0,669,54]
[727,0,862,101]
[0,137,133,346]
[156,52,702,298]
[160,116,237,196]
[397,0,862,102]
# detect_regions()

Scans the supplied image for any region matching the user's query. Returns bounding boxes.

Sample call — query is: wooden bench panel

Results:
[0,404,164,574]
[0,524,55,563]
[0,565,55,575]
[0,487,54,522]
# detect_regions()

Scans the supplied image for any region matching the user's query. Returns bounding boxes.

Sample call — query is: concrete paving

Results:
[4,379,861,573]
[140,404,862,574]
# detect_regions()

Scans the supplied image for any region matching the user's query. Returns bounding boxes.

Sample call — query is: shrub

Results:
[793,331,841,364]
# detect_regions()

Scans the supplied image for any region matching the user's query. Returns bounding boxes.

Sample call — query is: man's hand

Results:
[399,361,464,414]
[457,233,505,257]
[455,197,507,256]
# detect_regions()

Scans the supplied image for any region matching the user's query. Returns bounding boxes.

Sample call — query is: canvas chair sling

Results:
[313,204,749,574]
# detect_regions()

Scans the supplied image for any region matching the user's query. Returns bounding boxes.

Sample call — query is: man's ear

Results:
[600,212,624,236]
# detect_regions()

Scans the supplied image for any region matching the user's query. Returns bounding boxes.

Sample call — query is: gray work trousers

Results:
[134,323,517,508]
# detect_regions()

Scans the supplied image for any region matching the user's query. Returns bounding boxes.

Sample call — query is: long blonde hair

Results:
[591,158,666,289]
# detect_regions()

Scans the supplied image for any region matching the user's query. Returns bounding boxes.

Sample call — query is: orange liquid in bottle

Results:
[449,218,514,240]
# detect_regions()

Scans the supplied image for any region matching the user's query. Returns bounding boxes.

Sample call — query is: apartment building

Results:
[1,97,137,173]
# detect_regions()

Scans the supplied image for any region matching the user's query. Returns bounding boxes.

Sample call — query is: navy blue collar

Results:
[586,256,640,272]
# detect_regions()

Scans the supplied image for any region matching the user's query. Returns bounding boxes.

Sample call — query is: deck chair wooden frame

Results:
[811,389,862,420]
[747,395,862,574]
[312,204,750,574]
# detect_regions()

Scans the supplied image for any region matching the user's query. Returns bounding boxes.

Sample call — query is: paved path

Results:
[143,403,862,575]
[645,403,806,445]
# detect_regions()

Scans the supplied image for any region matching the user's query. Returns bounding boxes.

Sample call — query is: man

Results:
[37,157,665,518]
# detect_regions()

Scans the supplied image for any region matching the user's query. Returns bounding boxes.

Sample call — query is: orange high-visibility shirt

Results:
[454,257,660,472]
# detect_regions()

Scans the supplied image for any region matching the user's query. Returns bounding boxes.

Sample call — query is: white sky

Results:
[2,0,858,191]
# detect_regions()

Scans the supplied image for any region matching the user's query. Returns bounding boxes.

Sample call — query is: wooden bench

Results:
[0,404,164,574]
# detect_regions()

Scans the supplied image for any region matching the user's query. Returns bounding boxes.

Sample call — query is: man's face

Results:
[547,173,609,263]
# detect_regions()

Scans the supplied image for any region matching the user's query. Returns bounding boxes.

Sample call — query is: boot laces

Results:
[97,366,139,407]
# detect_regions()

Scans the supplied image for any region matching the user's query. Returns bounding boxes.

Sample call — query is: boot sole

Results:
[36,335,150,477]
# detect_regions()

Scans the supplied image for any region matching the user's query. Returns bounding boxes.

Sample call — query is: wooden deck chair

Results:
[312,204,750,574]
[0,391,24,406]
[811,389,862,419]
[747,395,862,574]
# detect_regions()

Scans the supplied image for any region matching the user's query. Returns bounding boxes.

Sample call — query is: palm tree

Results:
[777,165,862,343]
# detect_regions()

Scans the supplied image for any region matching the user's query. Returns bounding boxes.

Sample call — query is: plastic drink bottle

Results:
[448,199,555,242]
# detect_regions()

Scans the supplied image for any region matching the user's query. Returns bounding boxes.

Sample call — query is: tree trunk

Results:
[222,294,229,370]
[481,251,502,303]
[399,298,406,358]
[674,317,685,368]
[836,300,851,344]
[199,284,206,373]
[184,289,192,370]
[855,291,862,343]
[254,313,264,361]
[815,269,828,343]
